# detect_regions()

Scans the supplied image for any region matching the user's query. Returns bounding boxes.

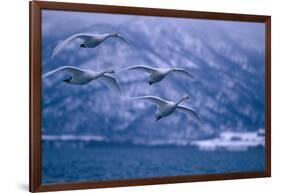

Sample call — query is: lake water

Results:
[42,145,264,184]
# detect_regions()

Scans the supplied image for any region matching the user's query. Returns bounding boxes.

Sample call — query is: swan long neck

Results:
[176,96,189,106]
[99,33,115,41]
[106,32,117,39]
[166,68,175,75]
[110,32,117,36]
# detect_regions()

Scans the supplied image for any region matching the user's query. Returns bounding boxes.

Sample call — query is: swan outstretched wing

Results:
[118,65,157,74]
[173,68,193,79]
[51,33,93,59]
[99,74,121,94]
[42,66,85,78]
[177,105,201,122]
[129,96,167,107]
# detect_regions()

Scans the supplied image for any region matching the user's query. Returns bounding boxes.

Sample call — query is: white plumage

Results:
[129,95,200,121]
[51,32,133,59]
[119,65,193,85]
[43,66,121,94]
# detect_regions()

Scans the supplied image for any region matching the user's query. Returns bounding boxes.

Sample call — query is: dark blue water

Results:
[42,145,264,184]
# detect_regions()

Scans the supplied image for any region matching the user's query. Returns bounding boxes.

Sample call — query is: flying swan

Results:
[129,95,200,121]
[43,66,121,94]
[119,65,193,85]
[51,32,133,59]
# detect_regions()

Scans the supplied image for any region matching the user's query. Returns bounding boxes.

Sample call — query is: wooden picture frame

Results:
[30,1,271,192]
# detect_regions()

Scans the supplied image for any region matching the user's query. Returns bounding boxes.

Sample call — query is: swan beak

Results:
[63,77,72,83]
[155,116,161,121]
[80,44,86,48]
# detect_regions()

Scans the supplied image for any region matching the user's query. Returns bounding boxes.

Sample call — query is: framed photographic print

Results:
[30,1,271,192]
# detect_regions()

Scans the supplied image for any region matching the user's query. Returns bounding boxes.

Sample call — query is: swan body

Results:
[129,95,200,121]
[119,65,193,85]
[43,66,121,93]
[51,32,132,59]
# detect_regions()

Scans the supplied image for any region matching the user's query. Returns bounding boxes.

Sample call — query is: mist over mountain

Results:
[41,10,265,144]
